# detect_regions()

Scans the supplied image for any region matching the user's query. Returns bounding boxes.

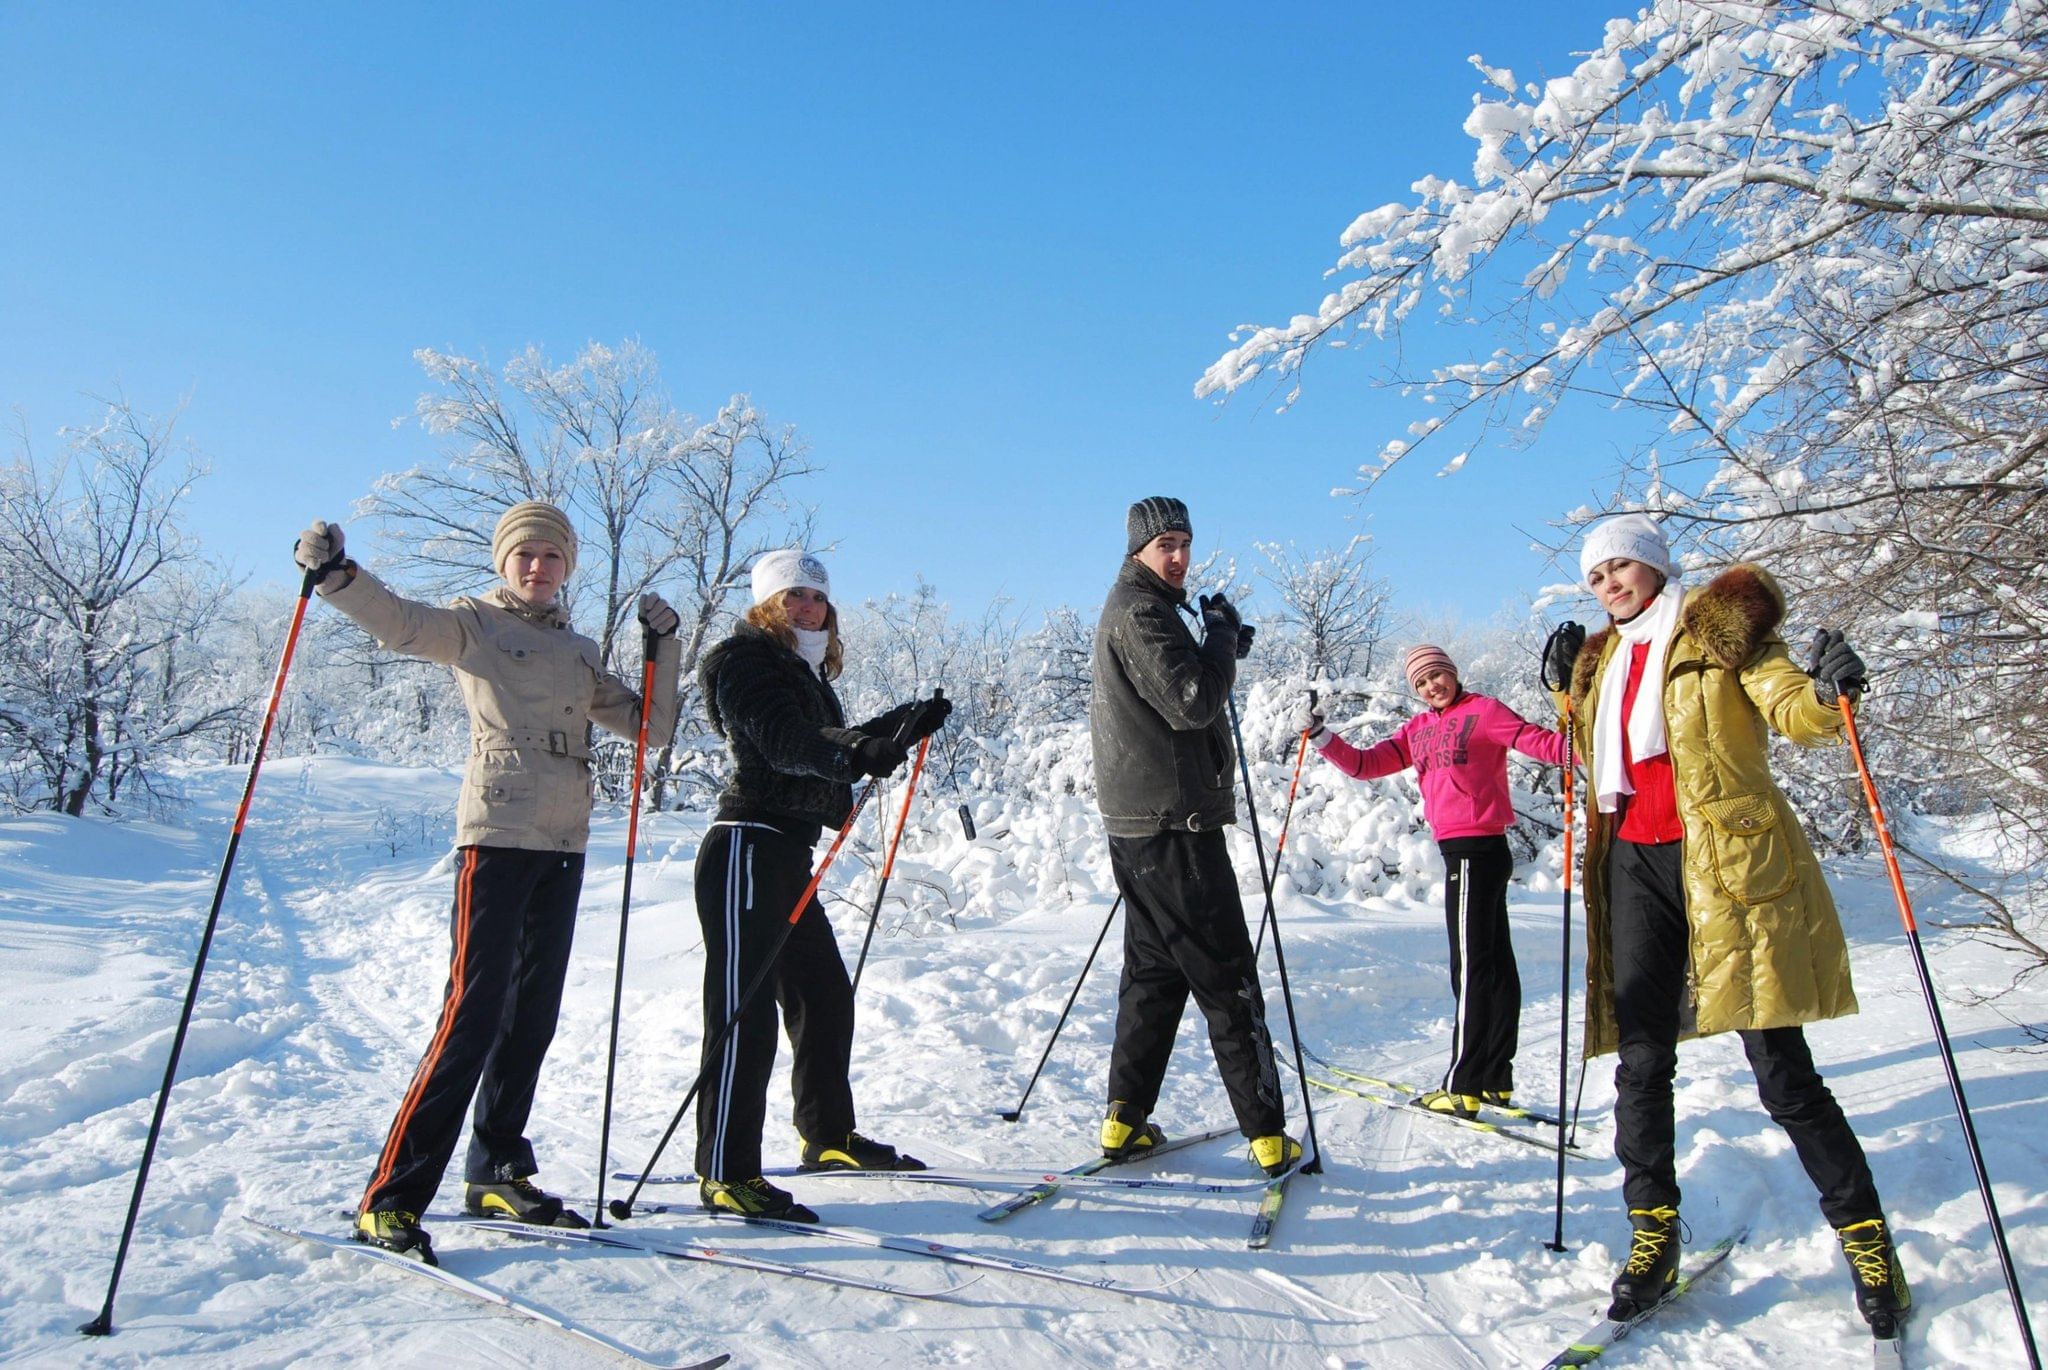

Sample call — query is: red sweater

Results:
[1616,640,1683,844]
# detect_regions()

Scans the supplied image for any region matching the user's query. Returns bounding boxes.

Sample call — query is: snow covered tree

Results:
[1256,535,1392,683]
[358,340,818,804]
[1200,0,2048,972]
[0,401,237,815]
[838,579,1027,798]
[1017,604,1095,726]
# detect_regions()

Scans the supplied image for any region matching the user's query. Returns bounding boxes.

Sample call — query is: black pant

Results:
[1608,838,1881,1225]
[1104,828,1285,1138]
[694,821,858,1181]
[360,845,584,1215]
[1438,836,1520,1096]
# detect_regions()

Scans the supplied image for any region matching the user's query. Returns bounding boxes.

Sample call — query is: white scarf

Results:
[794,627,831,676]
[1593,580,1684,815]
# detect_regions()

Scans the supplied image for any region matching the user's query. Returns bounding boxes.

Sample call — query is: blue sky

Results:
[2,3,1640,629]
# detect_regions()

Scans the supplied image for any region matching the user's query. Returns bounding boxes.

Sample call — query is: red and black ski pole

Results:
[851,689,942,994]
[81,558,337,1338]
[592,625,663,1229]
[607,691,939,1222]
[1254,689,1317,959]
[1839,695,2039,1366]
[995,894,1123,1123]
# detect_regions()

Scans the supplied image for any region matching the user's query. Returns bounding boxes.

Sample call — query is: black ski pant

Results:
[1607,837,1882,1226]
[1437,835,1521,1097]
[694,821,858,1182]
[1104,827,1285,1139]
[360,845,584,1216]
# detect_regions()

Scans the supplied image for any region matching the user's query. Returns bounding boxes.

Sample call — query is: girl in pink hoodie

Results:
[1297,644,1570,1118]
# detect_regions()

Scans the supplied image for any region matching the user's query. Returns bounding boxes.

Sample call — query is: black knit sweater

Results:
[700,623,919,844]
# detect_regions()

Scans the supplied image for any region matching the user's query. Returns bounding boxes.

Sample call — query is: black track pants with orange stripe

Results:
[693,821,857,1183]
[1436,835,1520,1097]
[360,845,585,1216]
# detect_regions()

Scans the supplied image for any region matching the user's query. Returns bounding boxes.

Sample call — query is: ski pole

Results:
[995,894,1123,1122]
[592,626,662,1230]
[1545,698,1576,1254]
[1839,695,2039,1366]
[1254,689,1316,959]
[852,689,943,994]
[608,692,939,1222]
[81,558,336,1338]
[1226,689,1324,1175]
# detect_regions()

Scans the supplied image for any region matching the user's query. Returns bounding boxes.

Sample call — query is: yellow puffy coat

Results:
[1564,565,1857,1057]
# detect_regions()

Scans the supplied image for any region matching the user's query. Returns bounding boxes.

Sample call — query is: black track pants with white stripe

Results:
[693,821,857,1182]
[1437,835,1520,1097]
[360,845,585,1216]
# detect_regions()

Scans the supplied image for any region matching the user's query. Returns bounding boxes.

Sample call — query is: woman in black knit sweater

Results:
[691,548,949,1221]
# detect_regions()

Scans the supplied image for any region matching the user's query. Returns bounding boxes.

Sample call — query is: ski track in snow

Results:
[1,754,2043,1367]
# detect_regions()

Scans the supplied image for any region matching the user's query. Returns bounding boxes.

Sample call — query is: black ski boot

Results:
[699,1176,819,1223]
[354,1209,436,1265]
[464,1174,590,1229]
[797,1130,928,1172]
[1836,1218,1911,1337]
[1606,1206,1682,1320]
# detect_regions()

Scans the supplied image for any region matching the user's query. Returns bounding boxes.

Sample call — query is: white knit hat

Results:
[751,548,831,606]
[1579,514,1675,583]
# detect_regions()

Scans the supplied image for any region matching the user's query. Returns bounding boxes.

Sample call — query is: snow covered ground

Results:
[2,754,2042,1367]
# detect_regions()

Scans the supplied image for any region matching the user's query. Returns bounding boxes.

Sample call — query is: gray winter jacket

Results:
[321,567,681,853]
[1090,558,1239,837]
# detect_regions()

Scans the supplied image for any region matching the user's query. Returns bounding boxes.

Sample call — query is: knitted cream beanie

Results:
[491,501,578,579]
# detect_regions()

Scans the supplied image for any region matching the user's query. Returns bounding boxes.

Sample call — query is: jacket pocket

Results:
[1697,792,1796,905]
[469,773,538,832]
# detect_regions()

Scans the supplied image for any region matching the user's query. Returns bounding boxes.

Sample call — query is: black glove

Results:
[1541,621,1585,692]
[1197,592,1242,648]
[1806,628,1867,706]
[904,694,952,741]
[849,733,909,779]
[1234,623,1256,661]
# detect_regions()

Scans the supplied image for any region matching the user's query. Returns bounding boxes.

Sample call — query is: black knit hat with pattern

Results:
[1126,496,1192,555]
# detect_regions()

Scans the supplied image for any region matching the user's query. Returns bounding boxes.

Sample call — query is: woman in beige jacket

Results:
[1547,514,1907,1340]
[295,501,680,1264]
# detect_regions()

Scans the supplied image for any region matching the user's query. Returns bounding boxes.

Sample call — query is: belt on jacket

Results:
[472,729,590,760]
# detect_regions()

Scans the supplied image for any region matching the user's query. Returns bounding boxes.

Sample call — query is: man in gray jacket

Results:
[1090,497,1297,1177]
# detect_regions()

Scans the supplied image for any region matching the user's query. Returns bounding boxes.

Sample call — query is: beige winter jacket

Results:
[322,567,681,853]
[1562,564,1857,1057]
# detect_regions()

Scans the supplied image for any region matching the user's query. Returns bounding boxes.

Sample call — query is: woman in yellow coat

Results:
[1544,514,1908,1338]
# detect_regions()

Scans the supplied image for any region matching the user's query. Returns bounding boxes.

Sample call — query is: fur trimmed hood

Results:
[1569,564,1785,705]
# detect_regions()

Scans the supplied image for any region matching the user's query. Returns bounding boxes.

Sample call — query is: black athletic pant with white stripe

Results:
[360,845,584,1216]
[1436,835,1520,1097]
[693,821,858,1182]
[1104,827,1285,1138]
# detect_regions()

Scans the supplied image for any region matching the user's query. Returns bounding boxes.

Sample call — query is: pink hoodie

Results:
[1317,692,1569,841]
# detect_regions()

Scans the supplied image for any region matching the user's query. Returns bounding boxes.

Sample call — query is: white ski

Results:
[247,1217,722,1368]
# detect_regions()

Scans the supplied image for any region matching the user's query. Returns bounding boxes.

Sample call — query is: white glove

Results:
[1293,697,1328,745]
[638,592,680,637]
[294,520,352,592]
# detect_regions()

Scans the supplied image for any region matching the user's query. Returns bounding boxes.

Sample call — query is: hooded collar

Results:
[483,585,570,630]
